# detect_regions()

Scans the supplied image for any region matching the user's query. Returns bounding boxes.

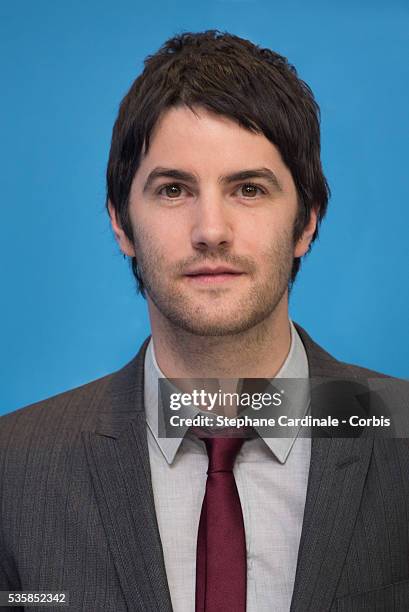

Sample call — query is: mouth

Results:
[183,266,245,285]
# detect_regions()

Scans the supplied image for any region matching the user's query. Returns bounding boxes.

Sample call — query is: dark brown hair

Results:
[106,30,330,295]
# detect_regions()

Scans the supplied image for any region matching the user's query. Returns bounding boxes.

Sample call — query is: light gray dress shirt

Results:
[144,321,311,612]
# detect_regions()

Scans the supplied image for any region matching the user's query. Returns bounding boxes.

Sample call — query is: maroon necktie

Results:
[195,435,247,612]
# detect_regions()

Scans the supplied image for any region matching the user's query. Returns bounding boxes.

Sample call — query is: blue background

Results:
[1,0,408,414]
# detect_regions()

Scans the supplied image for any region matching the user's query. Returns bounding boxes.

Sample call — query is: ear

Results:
[294,208,319,258]
[108,200,136,257]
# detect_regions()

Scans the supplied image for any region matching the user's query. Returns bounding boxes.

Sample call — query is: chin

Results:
[148,282,285,337]
[164,308,273,337]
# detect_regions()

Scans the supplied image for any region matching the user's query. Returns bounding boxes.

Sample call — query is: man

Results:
[0,31,408,612]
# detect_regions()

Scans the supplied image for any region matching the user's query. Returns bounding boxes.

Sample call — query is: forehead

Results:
[139,105,291,179]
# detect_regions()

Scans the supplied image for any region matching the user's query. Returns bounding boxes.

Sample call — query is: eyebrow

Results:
[142,166,283,193]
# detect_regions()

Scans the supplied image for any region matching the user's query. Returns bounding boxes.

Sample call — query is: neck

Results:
[147,294,292,380]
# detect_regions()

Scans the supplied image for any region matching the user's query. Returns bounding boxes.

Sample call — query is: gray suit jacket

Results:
[1,324,408,611]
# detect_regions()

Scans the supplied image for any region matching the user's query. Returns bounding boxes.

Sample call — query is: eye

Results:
[237,183,265,198]
[158,183,185,198]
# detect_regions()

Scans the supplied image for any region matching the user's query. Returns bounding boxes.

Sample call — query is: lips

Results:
[183,265,245,285]
[184,266,243,276]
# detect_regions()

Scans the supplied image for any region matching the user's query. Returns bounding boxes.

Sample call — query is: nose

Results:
[190,192,233,251]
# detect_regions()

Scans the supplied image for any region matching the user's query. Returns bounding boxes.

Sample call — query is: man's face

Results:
[114,106,314,336]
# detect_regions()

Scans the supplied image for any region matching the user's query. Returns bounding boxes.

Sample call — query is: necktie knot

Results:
[204,436,244,473]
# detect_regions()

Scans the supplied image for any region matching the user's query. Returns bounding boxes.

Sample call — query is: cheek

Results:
[133,212,188,259]
[157,216,189,250]
[237,215,284,250]
[238,216,295,268]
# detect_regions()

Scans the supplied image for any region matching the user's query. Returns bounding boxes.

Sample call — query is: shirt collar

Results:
[144,320,309,465]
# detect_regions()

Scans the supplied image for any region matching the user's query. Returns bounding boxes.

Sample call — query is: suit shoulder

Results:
[0,338,150,449]
[336,360,394,380]
[336,359,408,389]
[0,371,115,443]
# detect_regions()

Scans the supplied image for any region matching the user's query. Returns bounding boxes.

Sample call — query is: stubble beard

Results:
[132,229,294,338]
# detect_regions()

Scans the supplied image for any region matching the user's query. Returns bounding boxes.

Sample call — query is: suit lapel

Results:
[82,338,173,612]
[290,324,374,611]
[290,436,373,611]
